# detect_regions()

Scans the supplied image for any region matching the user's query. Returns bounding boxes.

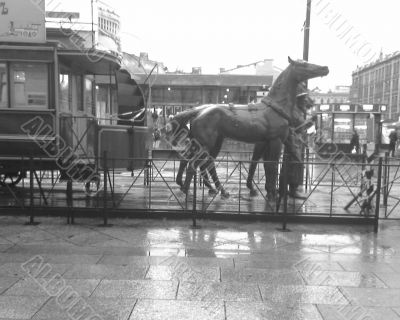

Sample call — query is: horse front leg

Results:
[199,161,218,195]
[263,139,282,201]
[247,143,266,197]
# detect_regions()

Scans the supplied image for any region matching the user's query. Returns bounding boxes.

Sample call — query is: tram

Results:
[0,43,150,187]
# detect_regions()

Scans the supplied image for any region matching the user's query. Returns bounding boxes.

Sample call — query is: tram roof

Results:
[132,73,273,87]
[58,49,121,75]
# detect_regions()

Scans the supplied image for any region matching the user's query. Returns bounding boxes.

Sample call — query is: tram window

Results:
[0,63,7,108]
[59,74,71,112]
[84,77,94,115]
[72,75,83,112]
[10,63,48,108]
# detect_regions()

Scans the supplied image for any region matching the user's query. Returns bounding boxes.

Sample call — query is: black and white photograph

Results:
[1,0,400,319]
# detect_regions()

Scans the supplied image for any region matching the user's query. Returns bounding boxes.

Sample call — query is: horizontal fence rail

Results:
[1,151,399,230]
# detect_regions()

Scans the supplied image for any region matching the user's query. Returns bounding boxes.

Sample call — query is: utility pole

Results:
[91,0,95,48]
[303,0,311,64]
[300,0,312,189]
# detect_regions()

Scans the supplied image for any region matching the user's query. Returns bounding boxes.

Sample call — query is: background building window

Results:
[0,63,7,108]
[11,63,48,108]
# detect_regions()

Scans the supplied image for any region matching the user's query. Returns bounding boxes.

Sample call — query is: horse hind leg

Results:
[208,137,230,198]
[247,142,266,197]
[176,160,187,188]
[207,162,229,198]
[182,161,196,195]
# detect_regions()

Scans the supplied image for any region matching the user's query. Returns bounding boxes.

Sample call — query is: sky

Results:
[48,0,400,91]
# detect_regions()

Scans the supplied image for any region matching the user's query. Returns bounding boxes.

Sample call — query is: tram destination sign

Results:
[0,0,46,43]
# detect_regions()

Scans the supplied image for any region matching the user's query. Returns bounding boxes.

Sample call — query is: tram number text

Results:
[0,2,8,15]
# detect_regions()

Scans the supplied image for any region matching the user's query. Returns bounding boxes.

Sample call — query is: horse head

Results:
[267,57,328,123]
[288,57,329,82]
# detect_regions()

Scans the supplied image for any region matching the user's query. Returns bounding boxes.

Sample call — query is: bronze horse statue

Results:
[165,57,329,197]
[246,85,315,199]
[172,84,314,199]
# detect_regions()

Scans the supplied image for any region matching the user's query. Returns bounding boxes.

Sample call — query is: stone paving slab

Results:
[258,285,348,307]
[97,255,151,266]
[341,287,400,307]
[62,264,148,280]
[317,304,400,320]
[3,278,101,297]
[301,270,387,288]
[0,296,49,319]
[129,299,225,320]
[338,261,398,273]
[92,279,178,299]
[221,267,304,285]
[148,256,234,268]
[375,272,400,288]
[145,265,220,282]
[225,301,323,320]
[0,263,69,279]
[0,278,19,295]
[31,297,137,320]
[177,281,262,302]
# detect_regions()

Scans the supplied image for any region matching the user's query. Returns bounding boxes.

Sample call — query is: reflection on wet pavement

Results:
[1,216,400,319]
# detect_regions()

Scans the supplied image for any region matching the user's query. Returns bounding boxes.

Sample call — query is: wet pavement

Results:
[0,216,400,319]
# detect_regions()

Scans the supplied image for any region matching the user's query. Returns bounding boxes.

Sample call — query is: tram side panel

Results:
[97,125,151,170]
[0,109,58,168]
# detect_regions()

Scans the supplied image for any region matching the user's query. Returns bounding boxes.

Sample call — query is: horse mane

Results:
[263,63,296,117]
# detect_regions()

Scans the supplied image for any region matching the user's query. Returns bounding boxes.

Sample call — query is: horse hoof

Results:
[221,192,230,199]
[249,189,258,197]
[208,189,218,196]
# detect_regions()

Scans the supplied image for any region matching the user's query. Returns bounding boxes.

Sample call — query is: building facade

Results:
[309,86,350,105]
[350,52,400,121]
[46,0,121,57]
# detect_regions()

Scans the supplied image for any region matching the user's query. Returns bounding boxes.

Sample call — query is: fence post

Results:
[149,159,152,210]
[66,179,73,224]
[239,161,241,214]
[191,170,200,229]
[305,147,309,191]
[383,152,388,206]
[329,163,335,218]
[101,151,112,227]
[374,157,382,233]
[26,157,39,225]
[277,152,290,232]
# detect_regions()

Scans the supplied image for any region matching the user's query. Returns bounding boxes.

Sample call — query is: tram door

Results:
[69,74,96,158]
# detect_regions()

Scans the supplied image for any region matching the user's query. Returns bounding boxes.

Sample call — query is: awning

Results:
[58,49,121,75]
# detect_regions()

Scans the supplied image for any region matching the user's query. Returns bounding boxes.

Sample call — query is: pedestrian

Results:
[389,130,398,157]
[350,130,360,154]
